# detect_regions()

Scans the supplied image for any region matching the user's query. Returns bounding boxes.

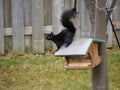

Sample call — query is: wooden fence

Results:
[0,0,113,54]
[0,0,78,54]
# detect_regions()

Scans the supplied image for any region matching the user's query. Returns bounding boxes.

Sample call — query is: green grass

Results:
[0,49,120,90]
[108,50,120,90]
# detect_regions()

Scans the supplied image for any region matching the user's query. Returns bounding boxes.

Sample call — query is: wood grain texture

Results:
[0,0,4,54]
[32,0,44,53]
[12,0,24,53]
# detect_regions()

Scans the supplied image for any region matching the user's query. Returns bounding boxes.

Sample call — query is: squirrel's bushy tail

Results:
[61,8,76,33]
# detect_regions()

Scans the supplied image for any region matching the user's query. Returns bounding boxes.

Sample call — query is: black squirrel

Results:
[46,0,77,50]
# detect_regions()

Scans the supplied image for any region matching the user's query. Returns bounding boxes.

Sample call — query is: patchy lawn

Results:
[0,50,120,90]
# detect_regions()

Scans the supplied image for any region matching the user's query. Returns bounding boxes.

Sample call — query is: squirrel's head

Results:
[46,32,54,40]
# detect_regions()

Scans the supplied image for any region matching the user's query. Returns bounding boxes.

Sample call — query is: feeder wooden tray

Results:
[54,38,104,70]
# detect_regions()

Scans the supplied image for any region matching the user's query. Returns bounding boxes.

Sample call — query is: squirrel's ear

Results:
[51,32,54,35]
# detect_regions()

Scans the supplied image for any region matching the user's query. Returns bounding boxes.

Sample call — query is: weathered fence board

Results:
[4,0,12,27]
[24,0,32,49]
[32,0,44,53]
[80,0,91,38]
[52,0,63,34]
[52,0,64,50]
[0,0,4,54]
[12,0,24,53]
[44,0,52,50]
[24,0,32,26]
[113,0,120,21]
[64,0,71,10]
[44,0,52,25]
[4,26,52,36]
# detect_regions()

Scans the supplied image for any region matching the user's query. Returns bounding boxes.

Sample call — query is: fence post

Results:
[12,0,24,54]
[4,0,12,28]
[92,0,108,90]
[24,0,32,26]
[80,0,91,38]
[52,0,64,50]
[0,0,4,54]
[52,0,63,34]
[32,0,44,53]
[24,0,32,49]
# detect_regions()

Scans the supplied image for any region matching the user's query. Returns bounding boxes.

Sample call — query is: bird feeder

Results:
[54,38,104,70]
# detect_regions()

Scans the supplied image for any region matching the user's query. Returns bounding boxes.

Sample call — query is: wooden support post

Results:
[12,0,24,54]
[44,0,52,25]
[92,0,108,90]
[32,0,44,53]
[52,0,63,50]
[0,0,4,54]
[24,0,32,26]
[4,0,12,27]
[24,0,32,49]
[84,0,95,38]
[80,0,91,38]
[52,0,63,34]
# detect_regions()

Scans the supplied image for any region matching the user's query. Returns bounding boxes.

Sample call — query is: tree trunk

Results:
[84,0,108,90]
[93,0,108,90]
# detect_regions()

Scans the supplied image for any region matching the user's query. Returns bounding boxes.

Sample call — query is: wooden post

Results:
[71,0,81,38]
[106,0,117,48]
[4,0,12,28]
[52,0,63,34]
[24,0,32,26]
[52,0,63,50]
[84,0,95,38]
[44,0,52,25]
[93,0,108,90]
[80,0,91,38]
[107,0,117,18]
[64,0,71,10]
[24,0,32,49]
[112,0,120,21]
[12,0,24,54]
[0,0,4,54]
[32,0,44,53]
